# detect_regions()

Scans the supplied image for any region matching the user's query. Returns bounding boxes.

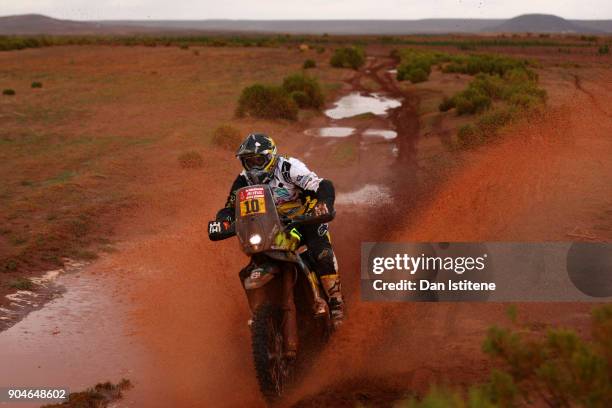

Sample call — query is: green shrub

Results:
[481,305,612,407]
[396,49,451,83]
[282,73,324,109]
[469,73,506,98]
[211,124,241,150]
[303,59,316,69]
[290,91,309,108]
[399,305,612,407]
[444,66,545,118]
[403,67,429,83]
[598,44,609,55]
[476,108,513,137]
[315,46,325,54]
[31,81,43,88]
[330,47,365,70]
[236,84,298,120]
[178,151,204,168]
[2,88,15,96]
[442,54,530,77]
[454,88,491,115]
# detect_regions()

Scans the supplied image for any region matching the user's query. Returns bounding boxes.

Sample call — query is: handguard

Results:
[208,220,236,241]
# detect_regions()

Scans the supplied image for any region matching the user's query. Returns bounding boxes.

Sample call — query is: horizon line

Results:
[2,13,612,22]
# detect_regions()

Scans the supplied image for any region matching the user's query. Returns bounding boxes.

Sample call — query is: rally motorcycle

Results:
[208,185,334,399]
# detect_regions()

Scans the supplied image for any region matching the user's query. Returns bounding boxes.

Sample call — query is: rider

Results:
[215,133,344,326]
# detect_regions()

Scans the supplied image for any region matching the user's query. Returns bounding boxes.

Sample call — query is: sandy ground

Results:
[0,43,610,407]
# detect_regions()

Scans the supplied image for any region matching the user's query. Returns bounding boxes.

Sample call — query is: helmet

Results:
[236,133,278,184]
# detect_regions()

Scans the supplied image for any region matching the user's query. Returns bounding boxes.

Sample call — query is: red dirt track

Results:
[101,58,611,407]
[1,45,610,407]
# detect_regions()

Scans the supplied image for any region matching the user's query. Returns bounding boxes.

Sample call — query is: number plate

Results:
[239,187,267,216]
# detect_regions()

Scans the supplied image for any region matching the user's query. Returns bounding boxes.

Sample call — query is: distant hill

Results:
[0,14,158,35]
[484,14,603,33]
[97,18,503,34]
[0,13,611,35]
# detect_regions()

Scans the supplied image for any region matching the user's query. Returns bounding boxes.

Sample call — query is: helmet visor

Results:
[241,154,269,170]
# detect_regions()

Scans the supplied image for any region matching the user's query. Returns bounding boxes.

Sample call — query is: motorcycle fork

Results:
[282,265,298,359]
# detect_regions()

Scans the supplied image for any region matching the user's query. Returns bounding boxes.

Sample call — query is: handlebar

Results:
[207,210,335,242]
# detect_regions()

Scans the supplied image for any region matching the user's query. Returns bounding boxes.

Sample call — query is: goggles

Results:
[241,154,269,170]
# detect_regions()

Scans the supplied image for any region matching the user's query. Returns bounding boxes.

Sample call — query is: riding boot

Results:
[320,274,344,328]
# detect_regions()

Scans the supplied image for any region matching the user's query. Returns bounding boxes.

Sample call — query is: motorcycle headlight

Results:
[249,234,262,245]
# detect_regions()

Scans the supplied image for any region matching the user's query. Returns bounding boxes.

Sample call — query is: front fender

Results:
[244,262,281,290]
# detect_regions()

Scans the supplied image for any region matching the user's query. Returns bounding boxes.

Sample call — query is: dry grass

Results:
[211,124,242,151]
[0,45,342,279]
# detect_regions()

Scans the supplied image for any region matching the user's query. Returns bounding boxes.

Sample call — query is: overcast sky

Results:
[1,0,610,20]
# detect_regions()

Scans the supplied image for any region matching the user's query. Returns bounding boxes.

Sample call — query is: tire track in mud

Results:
[290,63,612,407]
[572,74,612,118]
[281,56,448,407]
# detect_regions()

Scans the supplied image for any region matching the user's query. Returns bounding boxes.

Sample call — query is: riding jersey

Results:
[218,156,331,222]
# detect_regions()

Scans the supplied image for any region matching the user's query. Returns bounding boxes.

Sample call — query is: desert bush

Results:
[42,379,132,408]
[400,305,612,407]
[469,73,506,98]
[396,49,451,83]
[31,81,43,88]
[457,124,483,148]
[178,151,204,168]
[289,91,309,108]
[598,44,610,55]
[303,59,316,69]
[211,124,241,150]
[2,88,15,95]
[442,54,530,77]
[402,67,429,83]
[282,73,324,109]
[476,108,513,136]
[480,305,612,407]
[443,65,545,119]
[315,46,325,54]
[330,46,365,69]
[453,88,491,115]
[236,84,298,120]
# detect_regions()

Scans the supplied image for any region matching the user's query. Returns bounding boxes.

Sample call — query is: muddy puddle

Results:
[0,271,150,407]
[304,127,356,138]
[363,129,398,140]
[324,92,402,119]
[0,260,88,332]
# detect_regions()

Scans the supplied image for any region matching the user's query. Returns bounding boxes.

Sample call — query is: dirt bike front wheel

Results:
[251,303,293,400]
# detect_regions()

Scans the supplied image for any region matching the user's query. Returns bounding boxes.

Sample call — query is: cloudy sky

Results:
[1,0,610,20]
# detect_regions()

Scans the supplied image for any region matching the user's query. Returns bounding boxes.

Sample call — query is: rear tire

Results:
[251,304,293,400]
